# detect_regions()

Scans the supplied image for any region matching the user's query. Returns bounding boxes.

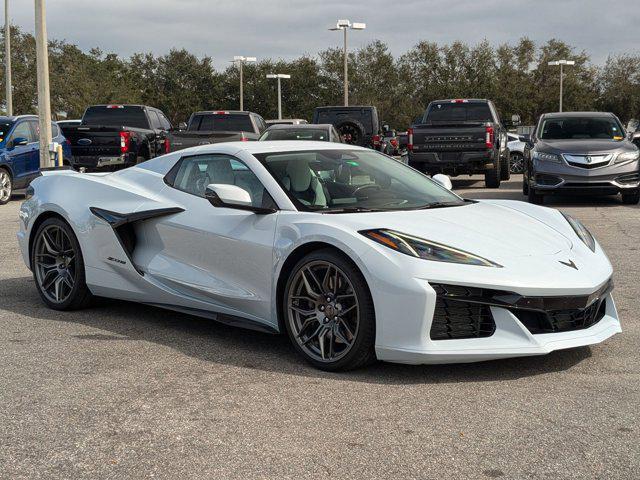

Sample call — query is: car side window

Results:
[148,111,162,130]
[158,113,172,130]
[10,122,34,144]
[168,154,276,209]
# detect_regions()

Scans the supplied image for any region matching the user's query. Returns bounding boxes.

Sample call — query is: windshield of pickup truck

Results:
[82,106,149,129]
[425,102,493,123]
[539,116,625,140]
[260,128,330,141]
[255,149,465,212]
[189,114,254,132]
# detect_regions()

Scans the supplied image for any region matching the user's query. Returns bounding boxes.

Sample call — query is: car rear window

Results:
[425,103,493,123]
[190,114,254,132]
[82,106,149,129]
[261,128,330,141]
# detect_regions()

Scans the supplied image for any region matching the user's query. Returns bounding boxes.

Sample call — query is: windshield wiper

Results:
[320,207,384,214]
[413,200,474,210]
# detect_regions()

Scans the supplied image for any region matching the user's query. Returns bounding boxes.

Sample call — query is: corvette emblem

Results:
[558,259,578,270]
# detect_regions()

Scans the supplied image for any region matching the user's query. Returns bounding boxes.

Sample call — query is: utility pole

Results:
[329,20,366,107]
[4,0,12,116]
[232,56,256,111]
[35,0,52,168]
[266,74,291,120]
[548,59,575,113]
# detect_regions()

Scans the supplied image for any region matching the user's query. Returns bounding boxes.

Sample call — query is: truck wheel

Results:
[484,162,501,188]
[621,190,640,205]
[500,153,510,181]
[527,187,544,205]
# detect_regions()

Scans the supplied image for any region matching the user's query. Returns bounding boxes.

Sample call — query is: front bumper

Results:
[532,157,639,195]
[374,278,620,365]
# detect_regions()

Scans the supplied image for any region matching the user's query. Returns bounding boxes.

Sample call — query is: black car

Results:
[258,124,343,143]
[407,99,510,188]
[311,106,380,149]
[61,105,172,171]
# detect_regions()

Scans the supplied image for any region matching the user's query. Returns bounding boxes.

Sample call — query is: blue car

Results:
[0,115,71,205]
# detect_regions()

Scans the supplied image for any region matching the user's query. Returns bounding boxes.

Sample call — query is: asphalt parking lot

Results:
[1,175,638,479]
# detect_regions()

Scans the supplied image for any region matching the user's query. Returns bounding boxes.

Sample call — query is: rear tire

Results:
[0,168,12,205]
[500,151,510,181]
[484,161,501,188]
[31,217,94,310]
[527,186,544,205]
[621,190,640,205]
[282,248,376,371]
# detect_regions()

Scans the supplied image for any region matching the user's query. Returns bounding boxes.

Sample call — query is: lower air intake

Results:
[430,285,496,340]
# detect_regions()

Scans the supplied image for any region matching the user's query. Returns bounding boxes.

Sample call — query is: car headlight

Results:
[533,152,561,163]
[360,229,502,267]
[561,213,596,252]
[615,150,640,164]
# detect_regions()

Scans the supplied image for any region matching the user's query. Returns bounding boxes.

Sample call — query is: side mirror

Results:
[519,134,533,145]
[432,174,453,191]
[205,184,275,214]
[178,122,187,131]
[11,137,29,148]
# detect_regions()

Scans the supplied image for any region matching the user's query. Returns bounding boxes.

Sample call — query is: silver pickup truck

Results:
[168,111,267,152]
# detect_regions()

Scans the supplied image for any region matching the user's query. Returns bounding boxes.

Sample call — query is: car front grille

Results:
[563,154,612,169]
[430,284,496,340]
[429,281,612,340]
[512,299,607,334]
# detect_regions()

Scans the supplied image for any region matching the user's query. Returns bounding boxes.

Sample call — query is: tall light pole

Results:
[329,19,366,106]
[266,74,290,120]
[35,0,52,168]
[4,0,12,116]
[548,59,575,112]
[232,56,256,111]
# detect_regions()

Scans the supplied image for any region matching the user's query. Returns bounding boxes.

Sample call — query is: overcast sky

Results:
[6,0,640,69]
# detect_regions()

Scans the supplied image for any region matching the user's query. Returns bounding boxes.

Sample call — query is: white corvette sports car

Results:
[18,141,620,371]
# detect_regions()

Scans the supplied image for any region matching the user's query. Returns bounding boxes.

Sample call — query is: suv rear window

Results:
[425,103,493,123]
[82,106,149,129]
[190,114,254,132]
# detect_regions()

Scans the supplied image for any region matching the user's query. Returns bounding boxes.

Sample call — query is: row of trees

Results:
[1,26,638,129]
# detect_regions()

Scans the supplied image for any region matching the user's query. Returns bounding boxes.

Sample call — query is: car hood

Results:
[334,201,573,261]
[537,138,634,154]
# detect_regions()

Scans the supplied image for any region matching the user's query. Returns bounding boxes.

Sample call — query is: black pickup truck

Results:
[407,99,510,188]
[61,105,172,171]
[167,111,266,152]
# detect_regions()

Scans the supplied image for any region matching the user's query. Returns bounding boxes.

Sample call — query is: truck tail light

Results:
[390,138,398,147]
[240,133,249,142]
[407,128,414,152]
[372,134,381,146]
[120,131,131,154]
[485,125,494,148]
[164,137,170,154]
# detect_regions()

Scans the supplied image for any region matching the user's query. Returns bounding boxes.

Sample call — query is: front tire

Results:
[500,151,510,181]
[527,186,544,204]
[282,249,376,371]
[510,152,524,174]
[621,190,640,205]
[0,168,12,205]
[31,217,93,310]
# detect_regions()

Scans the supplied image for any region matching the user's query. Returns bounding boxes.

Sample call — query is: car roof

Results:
[265,124,334,130]
[431,99,490,104]
[0,114,37,122]
[193,110,255,115]
[541,111,615,118]
[190,140,363,156]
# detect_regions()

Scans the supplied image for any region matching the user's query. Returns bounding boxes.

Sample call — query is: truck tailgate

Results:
[62,126,123,158]
[412,124,488,153]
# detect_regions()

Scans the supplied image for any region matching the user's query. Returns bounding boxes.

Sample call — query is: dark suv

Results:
[522,112,640,204]
[311,106,380,148]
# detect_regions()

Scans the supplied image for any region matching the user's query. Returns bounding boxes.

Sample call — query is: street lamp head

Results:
[267,74,291,79]
[336,19,351,28]
[245,57,257,63]
[233,55,245,61]
[549,59,575,66]
[548,60,559,66]
[233,56,257,63]
[351,22,366,30]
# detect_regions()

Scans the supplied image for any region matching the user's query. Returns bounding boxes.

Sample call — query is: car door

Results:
[146,110,165,157]
[135,152,279,327]
[6,121,37,187]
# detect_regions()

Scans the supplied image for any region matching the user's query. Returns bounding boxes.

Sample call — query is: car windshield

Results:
[425,103,492,123]
[0,122,13,142]
[260,129,329,141]
[255,149,466,212]
[539,116,625,140]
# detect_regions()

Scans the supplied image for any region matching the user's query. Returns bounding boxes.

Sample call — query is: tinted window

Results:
[190,114,254,132]
[11,122,35,143]
[256,149,463,211]
[260,128,330,141]
[539,116,625,140]
[82,106,150,129]
[158,113,172,130]
[169,154,274,208]
[0,121,14,140]
[425,103,493,123]
[148,111,162,129]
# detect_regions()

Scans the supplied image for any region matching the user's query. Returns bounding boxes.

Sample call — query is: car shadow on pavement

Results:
[1,275,593,385]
